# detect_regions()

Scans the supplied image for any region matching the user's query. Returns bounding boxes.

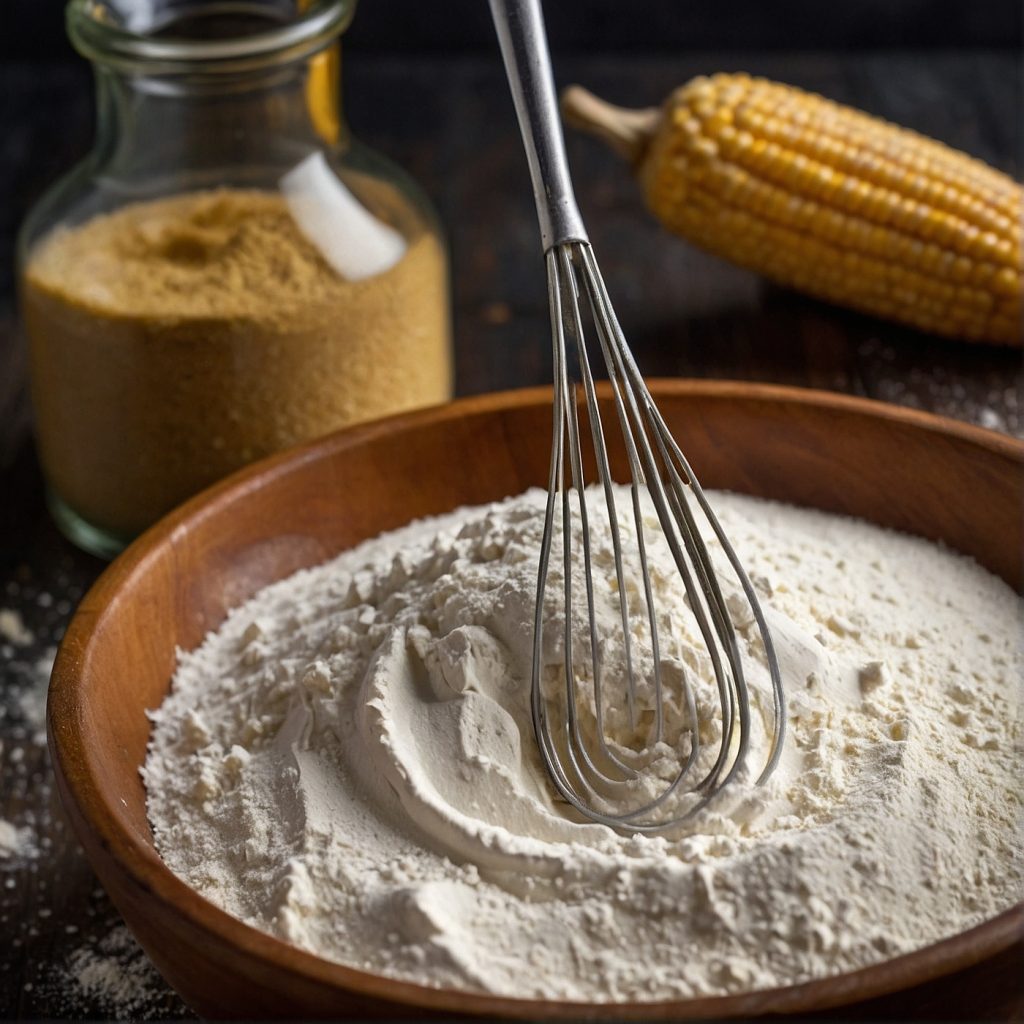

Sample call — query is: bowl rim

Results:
[48,380,1024,1019]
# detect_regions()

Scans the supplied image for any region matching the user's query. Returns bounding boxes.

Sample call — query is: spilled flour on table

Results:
[62,926,166,1018]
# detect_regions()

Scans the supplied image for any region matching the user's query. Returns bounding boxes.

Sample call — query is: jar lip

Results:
[66,0,355,73]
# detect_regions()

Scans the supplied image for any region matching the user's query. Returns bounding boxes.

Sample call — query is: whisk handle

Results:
[489,0,588,250]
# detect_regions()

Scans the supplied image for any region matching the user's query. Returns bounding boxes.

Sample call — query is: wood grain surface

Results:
[1,49,1022,1021]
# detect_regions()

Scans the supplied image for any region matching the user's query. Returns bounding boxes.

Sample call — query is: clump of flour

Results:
[0,818,35,860]
[143,489,1023,1001]
[0,608,34,647]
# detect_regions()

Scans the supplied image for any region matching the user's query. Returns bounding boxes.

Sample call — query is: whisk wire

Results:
[580,246,738,784]
[643,393,788,784]
[528,242,785,830]
[590,244,774,798]
[561,247,646,769]
[549,251,628,799]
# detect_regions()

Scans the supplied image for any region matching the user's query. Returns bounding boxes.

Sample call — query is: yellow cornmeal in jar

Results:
[22,188,451,538]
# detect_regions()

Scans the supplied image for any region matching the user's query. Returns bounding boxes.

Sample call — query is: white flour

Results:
[63,925,167,1017]
[0,818,35,860]
[144,489,1023,1001]
[0,608,34,647]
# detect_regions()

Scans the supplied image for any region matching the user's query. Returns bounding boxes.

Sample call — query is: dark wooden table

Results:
[1,49,1021,1021]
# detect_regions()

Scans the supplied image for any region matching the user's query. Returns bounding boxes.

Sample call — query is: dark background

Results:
[2,0,1022,57]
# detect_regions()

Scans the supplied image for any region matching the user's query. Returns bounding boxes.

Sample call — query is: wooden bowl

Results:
[49,382,1024,1019]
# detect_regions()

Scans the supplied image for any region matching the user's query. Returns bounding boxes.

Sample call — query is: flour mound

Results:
[143,489,1023,1001]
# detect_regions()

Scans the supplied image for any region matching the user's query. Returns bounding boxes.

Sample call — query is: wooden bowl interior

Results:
[50,383,1024,1019]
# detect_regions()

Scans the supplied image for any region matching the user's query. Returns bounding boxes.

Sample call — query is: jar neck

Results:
[90,43,346,189]
[69,0,354,191]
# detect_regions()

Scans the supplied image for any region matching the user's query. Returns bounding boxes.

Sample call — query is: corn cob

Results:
[562,75,1022,346]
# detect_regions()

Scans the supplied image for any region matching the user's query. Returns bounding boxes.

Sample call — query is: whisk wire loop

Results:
[530,242,786,830]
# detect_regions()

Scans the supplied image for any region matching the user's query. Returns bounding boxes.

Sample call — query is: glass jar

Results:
[18,0,453,558]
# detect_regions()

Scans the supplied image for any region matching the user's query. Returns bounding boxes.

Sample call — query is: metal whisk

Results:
[490,0,786,831]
